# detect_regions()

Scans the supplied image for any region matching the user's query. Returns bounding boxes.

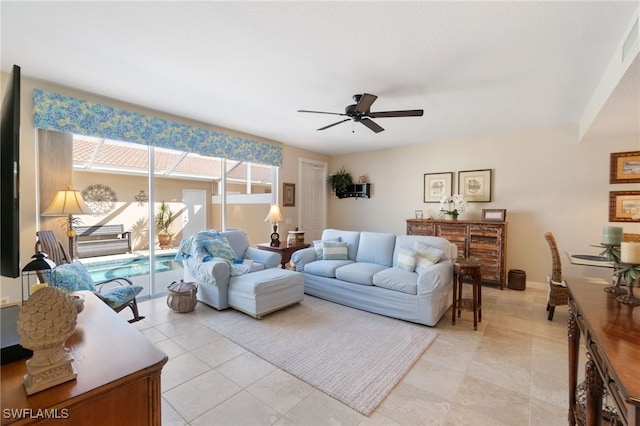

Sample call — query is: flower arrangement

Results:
[439,194,467,220]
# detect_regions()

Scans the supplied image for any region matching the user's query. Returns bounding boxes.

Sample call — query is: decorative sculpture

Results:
[17,287,78,395]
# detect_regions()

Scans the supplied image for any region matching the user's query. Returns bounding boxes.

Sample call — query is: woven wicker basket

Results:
[167,280,198,313]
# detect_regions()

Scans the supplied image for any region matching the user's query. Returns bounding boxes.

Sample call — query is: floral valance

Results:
[32,89,282,167]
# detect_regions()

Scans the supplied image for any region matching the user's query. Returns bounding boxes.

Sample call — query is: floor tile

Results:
[137,280,577,425]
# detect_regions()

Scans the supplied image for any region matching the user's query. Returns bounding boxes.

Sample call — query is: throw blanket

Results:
[176,231,250,276]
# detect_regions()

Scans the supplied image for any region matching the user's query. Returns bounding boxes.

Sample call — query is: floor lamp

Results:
[42,185,92,260]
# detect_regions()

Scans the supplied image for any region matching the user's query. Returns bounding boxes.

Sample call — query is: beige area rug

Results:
[205,296,437,416]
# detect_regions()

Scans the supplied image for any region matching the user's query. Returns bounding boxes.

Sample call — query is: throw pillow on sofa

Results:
[322,241,349,260]
[413,241,444,274]
[313,238,340,259]
[396,247,417,272]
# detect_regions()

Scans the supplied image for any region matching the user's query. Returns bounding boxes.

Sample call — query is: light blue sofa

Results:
[291,229,456,326]
[182,230,282,310]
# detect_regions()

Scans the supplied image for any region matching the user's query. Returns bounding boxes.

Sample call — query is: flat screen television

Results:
[1,65,21,278]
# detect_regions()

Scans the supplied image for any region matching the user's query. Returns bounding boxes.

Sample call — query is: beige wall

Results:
[0,74,329,303]
[1,72,637,302]
[327,126,640,283]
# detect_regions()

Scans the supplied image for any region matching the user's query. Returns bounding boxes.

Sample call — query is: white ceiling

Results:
[1,1,638,156]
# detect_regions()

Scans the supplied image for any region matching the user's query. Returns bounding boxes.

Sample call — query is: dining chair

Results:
[544,232,569,321]
[36,230,145,323]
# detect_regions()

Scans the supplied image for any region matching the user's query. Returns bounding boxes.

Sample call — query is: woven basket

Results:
[167,280,198,313]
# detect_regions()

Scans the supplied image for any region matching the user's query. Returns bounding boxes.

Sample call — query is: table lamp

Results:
[42,185,93,259]
[264,204,284,247]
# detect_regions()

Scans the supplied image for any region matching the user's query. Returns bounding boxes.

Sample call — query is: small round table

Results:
[452,257,483,330]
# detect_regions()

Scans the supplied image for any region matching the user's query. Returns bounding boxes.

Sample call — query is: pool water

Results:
[84,254,183,282]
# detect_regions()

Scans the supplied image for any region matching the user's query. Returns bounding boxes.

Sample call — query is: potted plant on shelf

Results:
[327,167,353,198]
[155,201,175,249]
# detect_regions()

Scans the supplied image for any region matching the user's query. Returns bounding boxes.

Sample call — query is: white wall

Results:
[327,125,640,283]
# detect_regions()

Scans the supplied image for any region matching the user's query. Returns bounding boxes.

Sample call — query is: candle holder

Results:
[614,262,640,307]
[599,244,626,295]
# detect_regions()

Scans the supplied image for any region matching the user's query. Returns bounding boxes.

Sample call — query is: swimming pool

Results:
[84,253,183,283]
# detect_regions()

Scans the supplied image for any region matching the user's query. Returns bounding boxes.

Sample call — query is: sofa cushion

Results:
[373,267,418,295]
[355,232,396,266]
[335,262,388,286]
[413,242,444,274]
[396,247,416,272]
[321,229,360,260]
[322,241,348,260]
[304,259,354,278]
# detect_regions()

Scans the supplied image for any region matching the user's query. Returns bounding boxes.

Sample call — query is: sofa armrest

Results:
[245,247,282,269]
[291,247,317,272]
[417,261,453,295]
[184,257,231,288]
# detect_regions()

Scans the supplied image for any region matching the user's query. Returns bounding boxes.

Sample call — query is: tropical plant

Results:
[154,201,175,235]
[327,167,353,196]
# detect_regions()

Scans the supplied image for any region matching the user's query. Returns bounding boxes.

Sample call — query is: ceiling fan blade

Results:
[355,93,378,113]
[317,118,351,131]
[360,118,384,133]
[369,109,424,118]
[298,109,345,116]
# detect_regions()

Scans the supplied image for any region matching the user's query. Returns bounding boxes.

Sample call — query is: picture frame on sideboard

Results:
[482,209,506,221]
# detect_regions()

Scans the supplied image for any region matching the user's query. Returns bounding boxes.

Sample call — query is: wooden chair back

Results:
[35,230,71,266]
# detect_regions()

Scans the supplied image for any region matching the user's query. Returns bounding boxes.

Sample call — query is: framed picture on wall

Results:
[424,172,452,202]
[610,151,640,184]
[458,169,492,202]
[609,191,640,222]
[283,183,295,207]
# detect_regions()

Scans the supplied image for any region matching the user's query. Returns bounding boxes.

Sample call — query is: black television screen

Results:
[1,65,20,278]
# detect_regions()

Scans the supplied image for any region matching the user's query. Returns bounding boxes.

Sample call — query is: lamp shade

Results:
[42,185,92,216]
[264,204,284,223]
[22,252,56,272]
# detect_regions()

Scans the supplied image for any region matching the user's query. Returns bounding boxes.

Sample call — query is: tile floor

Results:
[127,280,582,425]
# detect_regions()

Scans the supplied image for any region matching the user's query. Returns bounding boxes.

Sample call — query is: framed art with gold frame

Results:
[610,151,640,184]
[609,191,640,222]
[283,183,295,207]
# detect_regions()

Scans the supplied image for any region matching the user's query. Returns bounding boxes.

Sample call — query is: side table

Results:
[452,257,483,330]
[256,243,311,269]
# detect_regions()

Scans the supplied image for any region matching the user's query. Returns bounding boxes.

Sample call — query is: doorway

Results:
[299,158,327,242]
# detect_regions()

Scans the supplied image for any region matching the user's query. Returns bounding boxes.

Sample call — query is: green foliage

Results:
[155,201,175,235]
[327,167,353,196]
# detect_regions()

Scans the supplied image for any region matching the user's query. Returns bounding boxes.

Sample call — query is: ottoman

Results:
[228,268,304,318]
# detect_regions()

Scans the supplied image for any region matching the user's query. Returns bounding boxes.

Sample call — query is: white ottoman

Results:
[228,268,304,318]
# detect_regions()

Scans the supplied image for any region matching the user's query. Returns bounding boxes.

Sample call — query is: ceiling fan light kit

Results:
[298,93,423,133]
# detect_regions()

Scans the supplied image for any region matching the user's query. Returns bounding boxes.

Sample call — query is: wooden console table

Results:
[1,292,167,425]
[407,219,507,288]
[567,279,640,425]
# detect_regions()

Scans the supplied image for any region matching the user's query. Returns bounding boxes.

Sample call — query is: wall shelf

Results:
[338,183,371,199]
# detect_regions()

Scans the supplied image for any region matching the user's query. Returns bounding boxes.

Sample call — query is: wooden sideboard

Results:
[407,219,507,288]
[1,292,167,425]
[567,279,639,426]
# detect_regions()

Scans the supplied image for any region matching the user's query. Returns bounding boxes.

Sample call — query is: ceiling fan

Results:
[298,93,423,133]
